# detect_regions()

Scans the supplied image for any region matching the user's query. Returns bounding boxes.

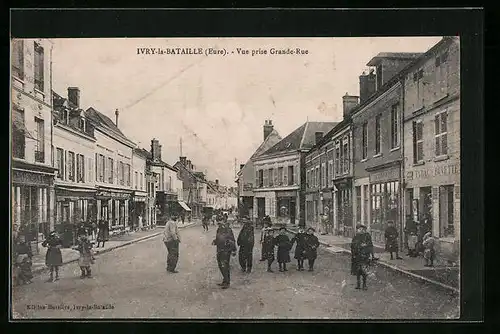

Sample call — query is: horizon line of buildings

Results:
[236,36,460,265]
[11,38,236,248]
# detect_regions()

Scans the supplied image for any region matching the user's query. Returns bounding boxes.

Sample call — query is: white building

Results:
[11,38,57,241]
[132,148,149,229]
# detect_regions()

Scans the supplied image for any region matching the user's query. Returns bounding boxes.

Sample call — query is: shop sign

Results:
[96,190,131,199]
[369,166,400,183]
[406,163,460,181]
[276,191,296,198]
[12,170,52,186]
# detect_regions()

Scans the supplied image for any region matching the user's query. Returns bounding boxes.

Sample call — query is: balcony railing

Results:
[34,150,45,163]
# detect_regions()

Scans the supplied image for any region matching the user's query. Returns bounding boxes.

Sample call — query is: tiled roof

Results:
[84,107,134,145]
[250,129,282,160]
[133,147,151,159]
[366,52,423,66]
[260,121,338,157]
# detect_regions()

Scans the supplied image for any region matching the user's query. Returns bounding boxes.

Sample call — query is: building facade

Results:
[131,148,149,229]
[11,39,57,245]
[174,157,205,220]
[236,120,282,220]
[402,37,460,264]
[253,121,337,227]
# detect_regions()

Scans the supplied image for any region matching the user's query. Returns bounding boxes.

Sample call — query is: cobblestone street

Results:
[12,225,459,319]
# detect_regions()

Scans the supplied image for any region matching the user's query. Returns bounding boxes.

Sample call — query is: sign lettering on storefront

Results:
[369,167,400,183]
[13,170,52,186]
[276,191,296,198]
[406,163,460,181]
[96,191,131,199]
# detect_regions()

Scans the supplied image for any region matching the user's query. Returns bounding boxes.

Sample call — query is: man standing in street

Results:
[163,216,181,273]
[385,220,402,260]
[237,217,254,273]
[212,217,236,289]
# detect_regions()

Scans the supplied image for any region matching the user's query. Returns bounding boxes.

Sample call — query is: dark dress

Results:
[384,226,399,252]
[213,226,237,285]
[274,234,291,263]
[351,233,371,275]
[290,232,307,260]
[304,234,320,260]
[97,222,109,242]
[262,233,275,261]
[42,235,63,267]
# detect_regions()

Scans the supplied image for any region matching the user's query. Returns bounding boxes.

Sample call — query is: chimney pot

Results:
[342,94,360,118]
[263,119,274,141]
[240,164,245,170]
[359,71,376,104]
[115,109,119,127]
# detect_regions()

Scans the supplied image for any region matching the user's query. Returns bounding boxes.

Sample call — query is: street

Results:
[12,225,459,319]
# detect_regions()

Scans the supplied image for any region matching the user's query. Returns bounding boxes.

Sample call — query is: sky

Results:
[50,37,442,186]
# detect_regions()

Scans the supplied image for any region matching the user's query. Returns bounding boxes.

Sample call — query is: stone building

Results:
[253,121,337,227]
[11,39,57,245]
[131,147,149,229]
[402,37,460,265]
[235,120,282,220]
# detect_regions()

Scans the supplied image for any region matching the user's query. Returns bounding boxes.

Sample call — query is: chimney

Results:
[342,93,360,118]
[359,70,376,104]
[115,109,119,127]
[67,87,80,109]
[151,138,160,161]
[263,120,274,141]
[240,164,245,170]
[315,132,324,145]
[216,179,219,185]
[179,156,187,165]
[158,144,162,161]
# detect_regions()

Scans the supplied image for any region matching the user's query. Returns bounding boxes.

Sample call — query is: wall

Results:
[254,152,301,190]
[132,153,147,192]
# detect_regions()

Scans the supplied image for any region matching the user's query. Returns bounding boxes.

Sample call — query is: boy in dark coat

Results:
[262,228,276,272]
[212,219,237,289]
[290,227,307,271]
[304,227,320,271]
[42,231,63,282]
[274,227,292,272]
[237,217,255,273]
[351,224,371,290]
[385,220,402,260]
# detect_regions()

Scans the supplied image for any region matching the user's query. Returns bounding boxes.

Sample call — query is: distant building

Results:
[253,121,337,227]
[173,157,205,219]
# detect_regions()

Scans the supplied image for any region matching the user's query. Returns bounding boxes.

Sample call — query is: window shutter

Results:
[255,170,259,188]
[294,164,298,185]
[263,169,268,187]
[64,150,67,180]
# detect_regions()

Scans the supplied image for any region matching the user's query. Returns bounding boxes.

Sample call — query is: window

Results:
[135,171,138,189]
[439,185,455,237]
[435,111,448,156]
[435,51,449,97]
[277,167,283,186]
[375,115,381,155]
[315,167,319,188]
[118,161,123,185]
[362,122,368,159]
[356,186,362,224]
[328,160,333,187]
[76,154,85,183]
[126,164,131,186]
[390,104,400,149]
[413,69,424,110]
[56,148,64,179]
[343,138,349,174]
[413,121,424,163]
[257,169,264,188]
[140,172,143,190]
[288,165,294,186]
[321,163,326,188]
[34,42,44,91]
[79,118,86,131]
[33,117,45,162]
[269,168,274,187]
[363,185,369,226]
[98,154,105,182]
[12,108,26,159]
[335,142,340,176]
[68,151,75,181]
[12,39,24,80]
[108,158,114,183]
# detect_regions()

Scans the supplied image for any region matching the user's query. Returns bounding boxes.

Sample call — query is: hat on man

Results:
[307,227,315,232]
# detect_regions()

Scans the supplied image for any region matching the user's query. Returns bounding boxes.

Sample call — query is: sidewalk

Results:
[286,226,459,293]
[29,220,199,276]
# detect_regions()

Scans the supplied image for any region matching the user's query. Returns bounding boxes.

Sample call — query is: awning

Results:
[178,201,191,211]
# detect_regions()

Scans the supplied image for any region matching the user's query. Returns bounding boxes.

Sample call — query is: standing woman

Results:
[290,227,307,271]
[384,221,402,260]
[42,231,63,282]
[304,227,320,271]
[96,220,109,248]
[274,227,292,272]
[263,228,276,272]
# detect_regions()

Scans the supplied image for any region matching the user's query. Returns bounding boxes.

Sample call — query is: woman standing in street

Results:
[422,232,436,267]
[73,234,95,278]
[290,227,307,271]
[304,227,320,271]
[96,220,109,248]
[42,231,63,282]
[384,221,402,260]
[274,227,292,272]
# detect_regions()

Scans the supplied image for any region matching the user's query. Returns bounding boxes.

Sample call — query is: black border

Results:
[7,8,484,326]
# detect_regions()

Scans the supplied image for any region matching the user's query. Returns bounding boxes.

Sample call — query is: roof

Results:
[366,52,423,66]
[133,147,151,159]
[308,117,351,152]
[259,121,338,158]
[84,107,135,146]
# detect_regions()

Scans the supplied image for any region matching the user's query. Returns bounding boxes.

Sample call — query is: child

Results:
[290,227,307,271]
[304,227,320,271]
[422,232,436,267]
[263,228,276,272]
[73,235,95,278]
[42,231,63,282]
[274,227,292,272]
[407,231,418,257]
[14,234,33,285]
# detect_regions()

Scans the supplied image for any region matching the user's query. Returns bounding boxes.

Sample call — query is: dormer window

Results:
[376,65,383,90]
[79,117,86,131]
[61,109,69,124]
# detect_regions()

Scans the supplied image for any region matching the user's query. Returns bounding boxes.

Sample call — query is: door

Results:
[290,199,296,224]
[257,198,265,219]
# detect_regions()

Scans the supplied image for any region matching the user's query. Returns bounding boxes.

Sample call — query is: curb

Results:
[31,223,198,276]
[287,230,459,294]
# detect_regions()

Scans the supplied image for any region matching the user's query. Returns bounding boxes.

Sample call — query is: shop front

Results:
[275,190,297,225]
[96,188,132,234]
[130,191,147,230]
[367,163,402,246]
[333,178,353,237]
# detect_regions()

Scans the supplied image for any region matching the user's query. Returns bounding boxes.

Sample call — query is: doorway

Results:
[290,199,296,224]
[257,198,265,219]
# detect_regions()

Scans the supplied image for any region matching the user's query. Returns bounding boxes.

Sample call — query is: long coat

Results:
[384,226,399,252]
[274,234,291,263]
[351,233,371,275]
[290,232,307,260]
[42,235,63,266]
[213,226,237,253]
[97,222,109,242]
[237,224,255,250]
[304,234,320,260]
[262,232,275,261]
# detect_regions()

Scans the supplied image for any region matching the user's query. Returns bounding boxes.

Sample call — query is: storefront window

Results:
[355,186,361,223]
[371,181,399,234]
[439,185,455,237]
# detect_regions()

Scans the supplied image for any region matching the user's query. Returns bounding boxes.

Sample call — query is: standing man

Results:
[351,224,371,290]
[304,227,320,271]
[96,220,109,248]
[237,217,254,273]
[138,214,143,231]
[163,216,181,273]
[384,220,402,260]
[212,217,237,289]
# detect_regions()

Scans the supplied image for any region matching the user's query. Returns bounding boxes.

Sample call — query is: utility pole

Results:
[180,137,183,157]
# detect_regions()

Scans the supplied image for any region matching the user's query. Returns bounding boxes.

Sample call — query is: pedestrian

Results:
[181,213,185,225]
[90,220,98,241]
[274,226,292,272]
[163,216,181,273]
[407,231,418,257]
[237,216,254,273]
[320,214,329,235]
[384,221,402,260]
[73,234,95,279]
[422,232,436,267]
[351,224,371,290]
[138,215,143,231]
[304,227,320,271]
[96,220,109,248]
[202,214,210,232]
[41,231,63,282]
[212,217,237,289]
[404,215,417,255]
[290,226,307,271]
[13,234,33,285]
[358,223,378,261]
